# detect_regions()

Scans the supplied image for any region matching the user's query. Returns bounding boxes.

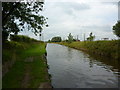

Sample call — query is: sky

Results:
[19,0,120,41]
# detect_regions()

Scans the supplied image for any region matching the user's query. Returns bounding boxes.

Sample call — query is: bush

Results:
[3,41,24,49]
[2,30,9,42]
[51,36,62,42]
[10,35,38,42]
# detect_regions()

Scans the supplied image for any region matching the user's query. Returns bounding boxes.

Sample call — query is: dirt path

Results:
[21,56,52,88]
[21,57,34,88]
[21,65,31,88]
[39,82,52,88]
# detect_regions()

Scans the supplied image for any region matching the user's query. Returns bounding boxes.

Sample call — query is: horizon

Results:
[19,0,119,41]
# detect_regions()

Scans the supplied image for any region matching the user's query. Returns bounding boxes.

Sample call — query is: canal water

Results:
[46,43,119,88]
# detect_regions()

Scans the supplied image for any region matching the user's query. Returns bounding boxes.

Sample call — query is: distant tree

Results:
[113,21,120,38]
[48,40,51,42]
[63,39,68,42]
[73,39,77,41]
[2,2,48,41]
[51,37,62,42]
[68,33,73,43]
[87,32,95,41]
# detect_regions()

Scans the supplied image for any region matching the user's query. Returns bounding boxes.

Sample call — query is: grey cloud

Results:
[54,2,90,15]
[41,1,118,41]
[101,2,118,6]
[81,25,112,32]
[65,2,90,11]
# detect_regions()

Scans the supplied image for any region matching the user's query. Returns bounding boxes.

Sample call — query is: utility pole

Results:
[84,33,85,41]
[77,35,79,41]
[39,33,42,41]
[42,33,44,42]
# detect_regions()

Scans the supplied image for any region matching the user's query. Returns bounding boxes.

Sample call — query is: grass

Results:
[3,61,25,88]
[58,40,120,60]
[2,41,50,88]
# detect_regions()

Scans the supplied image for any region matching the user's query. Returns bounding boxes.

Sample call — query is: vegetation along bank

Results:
[58,40,120,60]
[2,35,51,88]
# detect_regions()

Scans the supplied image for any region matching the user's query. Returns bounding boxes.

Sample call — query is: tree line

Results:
[48,20,120,43]
[48,32,96,43]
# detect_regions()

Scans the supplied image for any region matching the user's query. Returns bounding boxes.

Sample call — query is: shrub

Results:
[3,41,24,49]
[2,30,9,42]
[10,35,38,42]
[51,36,62,42]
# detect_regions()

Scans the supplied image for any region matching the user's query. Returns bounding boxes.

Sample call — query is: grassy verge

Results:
[2,41,51,88]
[58,40,120,60]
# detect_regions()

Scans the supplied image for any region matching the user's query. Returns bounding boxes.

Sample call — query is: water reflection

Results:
[67,48,72,61]
[88,53,119,73]
[46,43,119,88]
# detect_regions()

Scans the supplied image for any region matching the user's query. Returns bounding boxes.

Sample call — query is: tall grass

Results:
[59,40,119,60]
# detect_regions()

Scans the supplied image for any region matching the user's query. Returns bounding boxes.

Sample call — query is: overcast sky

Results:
[19,0,119,41]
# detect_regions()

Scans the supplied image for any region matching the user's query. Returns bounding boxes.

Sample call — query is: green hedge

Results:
[10,35,38,42]
[3,41,24,49]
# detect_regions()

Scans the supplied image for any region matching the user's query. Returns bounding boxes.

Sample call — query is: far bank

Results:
[58,40,120,60]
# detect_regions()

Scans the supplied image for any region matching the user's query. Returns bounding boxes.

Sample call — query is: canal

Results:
[46,43,119,88]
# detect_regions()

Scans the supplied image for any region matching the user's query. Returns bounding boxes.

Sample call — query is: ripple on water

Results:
[46,44,119,88]
[85,79,118,88]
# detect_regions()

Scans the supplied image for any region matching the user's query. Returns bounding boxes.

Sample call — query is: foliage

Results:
[73,38,78,41]
[2,2,48,40]
[68,33,73,43]
[10,34,38,42]
[51,36,62,42]
[3,35,40,50]
[6,41,24,49]
[2,30,9,42]
[113,21,120,38]
[62,39,68,42]
[87,32,95,41]
[47,40,51,42]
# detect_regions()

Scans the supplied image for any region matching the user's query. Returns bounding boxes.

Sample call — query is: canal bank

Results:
[46,43,119,88]
[58,40,120,60]
[3,41,52,88]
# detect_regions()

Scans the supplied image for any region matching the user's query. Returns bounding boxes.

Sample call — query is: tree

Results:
[68,33,73,43]
[48,40,51,42]
[2,1,48,40]
[87,32,95,41]
[113,21,120,38]
[51,37,62,42]
[2,30,9,42]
